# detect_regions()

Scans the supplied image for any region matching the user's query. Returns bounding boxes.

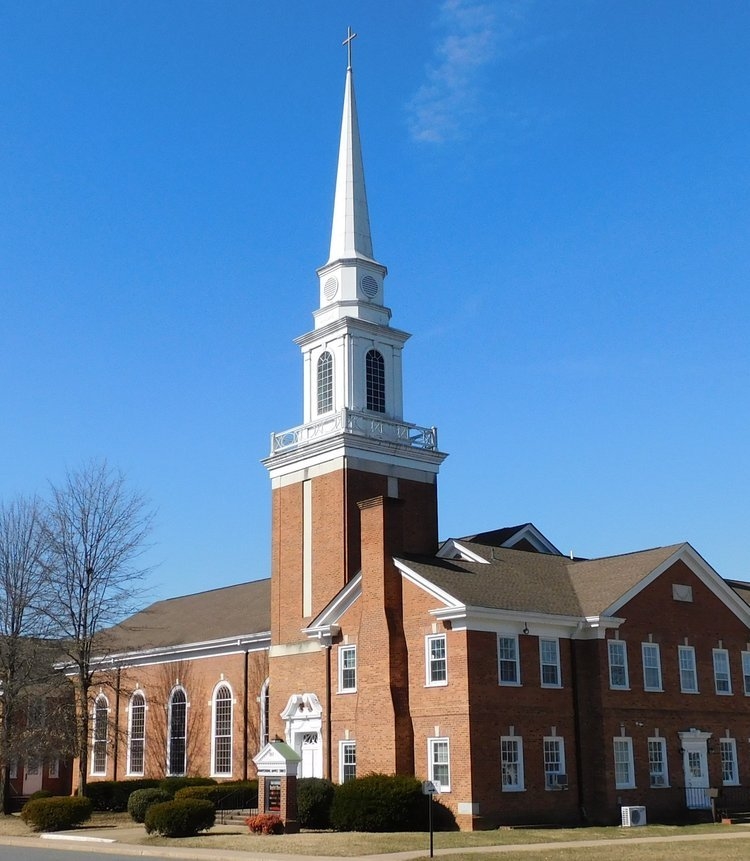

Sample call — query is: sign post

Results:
[422,780,440,858]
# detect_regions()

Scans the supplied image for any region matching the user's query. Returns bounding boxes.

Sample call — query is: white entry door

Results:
[298,731,322,778]
[23,759,43,795]
[682,740,710,808]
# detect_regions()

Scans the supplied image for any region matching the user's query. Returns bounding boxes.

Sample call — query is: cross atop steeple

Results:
[343,26,357,70]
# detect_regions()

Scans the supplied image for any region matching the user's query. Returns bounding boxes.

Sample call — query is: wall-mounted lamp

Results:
[522,623,530,635]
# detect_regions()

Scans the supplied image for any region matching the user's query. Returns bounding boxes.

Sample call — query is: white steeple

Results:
[265,29,445,480]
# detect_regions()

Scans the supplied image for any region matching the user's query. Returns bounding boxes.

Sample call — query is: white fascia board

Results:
[576,616,625,639]
[430,605,586,636]
[73,631,271,673]
[604,544,750,627]
[304,572,362,633]
[394,559,463,608]
[436,540,490,564]
[506,525,562,556]
[295,316,409,348]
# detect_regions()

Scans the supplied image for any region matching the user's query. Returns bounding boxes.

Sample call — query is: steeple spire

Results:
[327,27,374,264]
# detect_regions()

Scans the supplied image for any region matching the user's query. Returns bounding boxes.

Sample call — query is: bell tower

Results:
[264,29,447,654]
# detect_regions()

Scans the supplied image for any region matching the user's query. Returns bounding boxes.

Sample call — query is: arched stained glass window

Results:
[317,352,334,414]
[365,350,385,413]
[168,687,187,776]
[212,684,233,776]
[91,695,108,775]
[128,692,146,776]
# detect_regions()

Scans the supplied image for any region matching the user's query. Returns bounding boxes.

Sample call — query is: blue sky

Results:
[2,1,749,602]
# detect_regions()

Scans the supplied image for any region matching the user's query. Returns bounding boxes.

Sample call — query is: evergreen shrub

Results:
[246,812,284,834]
[21,796,93,831]
[28,790,54,801]
[297,777,335,828]
[127,788,172,823]
[85,778,159,811]
[157,776,216,796]
[144,798,216,837]
[175,780,258,809]
[330,774,425,832]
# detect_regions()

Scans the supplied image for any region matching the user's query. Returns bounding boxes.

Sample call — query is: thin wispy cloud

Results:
[408,0,530,144]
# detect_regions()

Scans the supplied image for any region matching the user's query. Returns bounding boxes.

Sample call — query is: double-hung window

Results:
[678,645,698,693]
[340,741,356,783]
[91,695,109,776]
[721,738,739,785]
[642,643,662,691]
[426,634,447,686]
[127,692,146,776]
[428,738,451,792]
[742,651,750,695]
[648,737,668,787]
[608,640,629,689]
[613,737,635,789]
[713,649,732,694]
[501,736,524,791]
[212,684,233,776]
[543,737,566,789]
[498,635,520,685]
[339,645,357,693]
[539,639,561,687]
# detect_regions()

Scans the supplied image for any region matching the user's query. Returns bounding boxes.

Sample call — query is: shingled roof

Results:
[398,543,683,619]
[100,578,271,654]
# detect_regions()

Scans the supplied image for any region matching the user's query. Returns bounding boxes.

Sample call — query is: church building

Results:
[82,39,750,830]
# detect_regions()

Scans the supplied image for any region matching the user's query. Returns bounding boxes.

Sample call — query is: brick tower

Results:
[263,31,446,779]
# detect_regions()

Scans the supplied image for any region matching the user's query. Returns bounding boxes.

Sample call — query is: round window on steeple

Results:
[324,277,339,301]
[360,275,378,298]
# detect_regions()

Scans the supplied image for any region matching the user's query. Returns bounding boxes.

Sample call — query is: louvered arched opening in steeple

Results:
[366,349,385,413]
[317,351,334,414]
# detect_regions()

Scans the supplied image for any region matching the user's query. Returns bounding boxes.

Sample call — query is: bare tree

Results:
[0,495,56,813]
[44,461,153,796]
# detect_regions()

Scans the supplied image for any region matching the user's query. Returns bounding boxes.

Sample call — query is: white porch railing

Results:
[270,408,439,454]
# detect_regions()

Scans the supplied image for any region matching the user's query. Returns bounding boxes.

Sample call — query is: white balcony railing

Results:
[270,408,439,455]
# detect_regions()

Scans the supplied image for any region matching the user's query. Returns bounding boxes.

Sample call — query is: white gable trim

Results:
[604,544,750,627]
[394,559,463,608]
[436,540,490,563]
[505,524,561,555]
[303,571,362,634]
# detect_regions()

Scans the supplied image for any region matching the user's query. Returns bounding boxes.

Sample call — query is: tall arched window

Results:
[317,351,334,414]
[259,678,270,748]
[212,684,233,776]
[127,692,146,776]
[91,695,109,775]
[366,349,385,412]
[168,687,187,776]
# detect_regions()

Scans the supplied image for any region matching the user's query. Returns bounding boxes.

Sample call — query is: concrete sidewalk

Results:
[2,826,750,861]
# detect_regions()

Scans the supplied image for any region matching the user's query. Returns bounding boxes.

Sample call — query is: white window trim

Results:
[539,638,561,688]
[126,691,147,777]
[259,677,270,748]
[613,736,635,789]
[501,735,525,792]
[428,737,451,793]
[608,640,629,690]
[48,759,60,779]
[167,685,189,777]
[713,649,732,695]
[742,651,750,696]
[90,694,109,776]
[721,738,740,786]
[678,645,699,693]
[498,634,521,686]
[641,642,663,692]
[8,760,17,779]
[648,737,669,788]
[211,681,234,778]
[339,740,356,783]
[543,737,566,790]
[338,644,357,693]
[425,633,448,687]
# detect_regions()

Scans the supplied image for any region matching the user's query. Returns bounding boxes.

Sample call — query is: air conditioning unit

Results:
[549,773,568,789]
[621,805,647,827]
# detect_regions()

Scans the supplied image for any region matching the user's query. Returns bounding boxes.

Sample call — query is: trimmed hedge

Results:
[246,813,284,834]
[21,796,93,832]
[157,776,216,796]
[175,780,258,809]
[330,774,425,832]
[28,790,54,801]
[127,788,172,823]
[85,778,159,811]
[145,798,216,837]
[298,777,335,829]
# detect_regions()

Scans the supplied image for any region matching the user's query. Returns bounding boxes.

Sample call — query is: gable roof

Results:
[100,578,271,656]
